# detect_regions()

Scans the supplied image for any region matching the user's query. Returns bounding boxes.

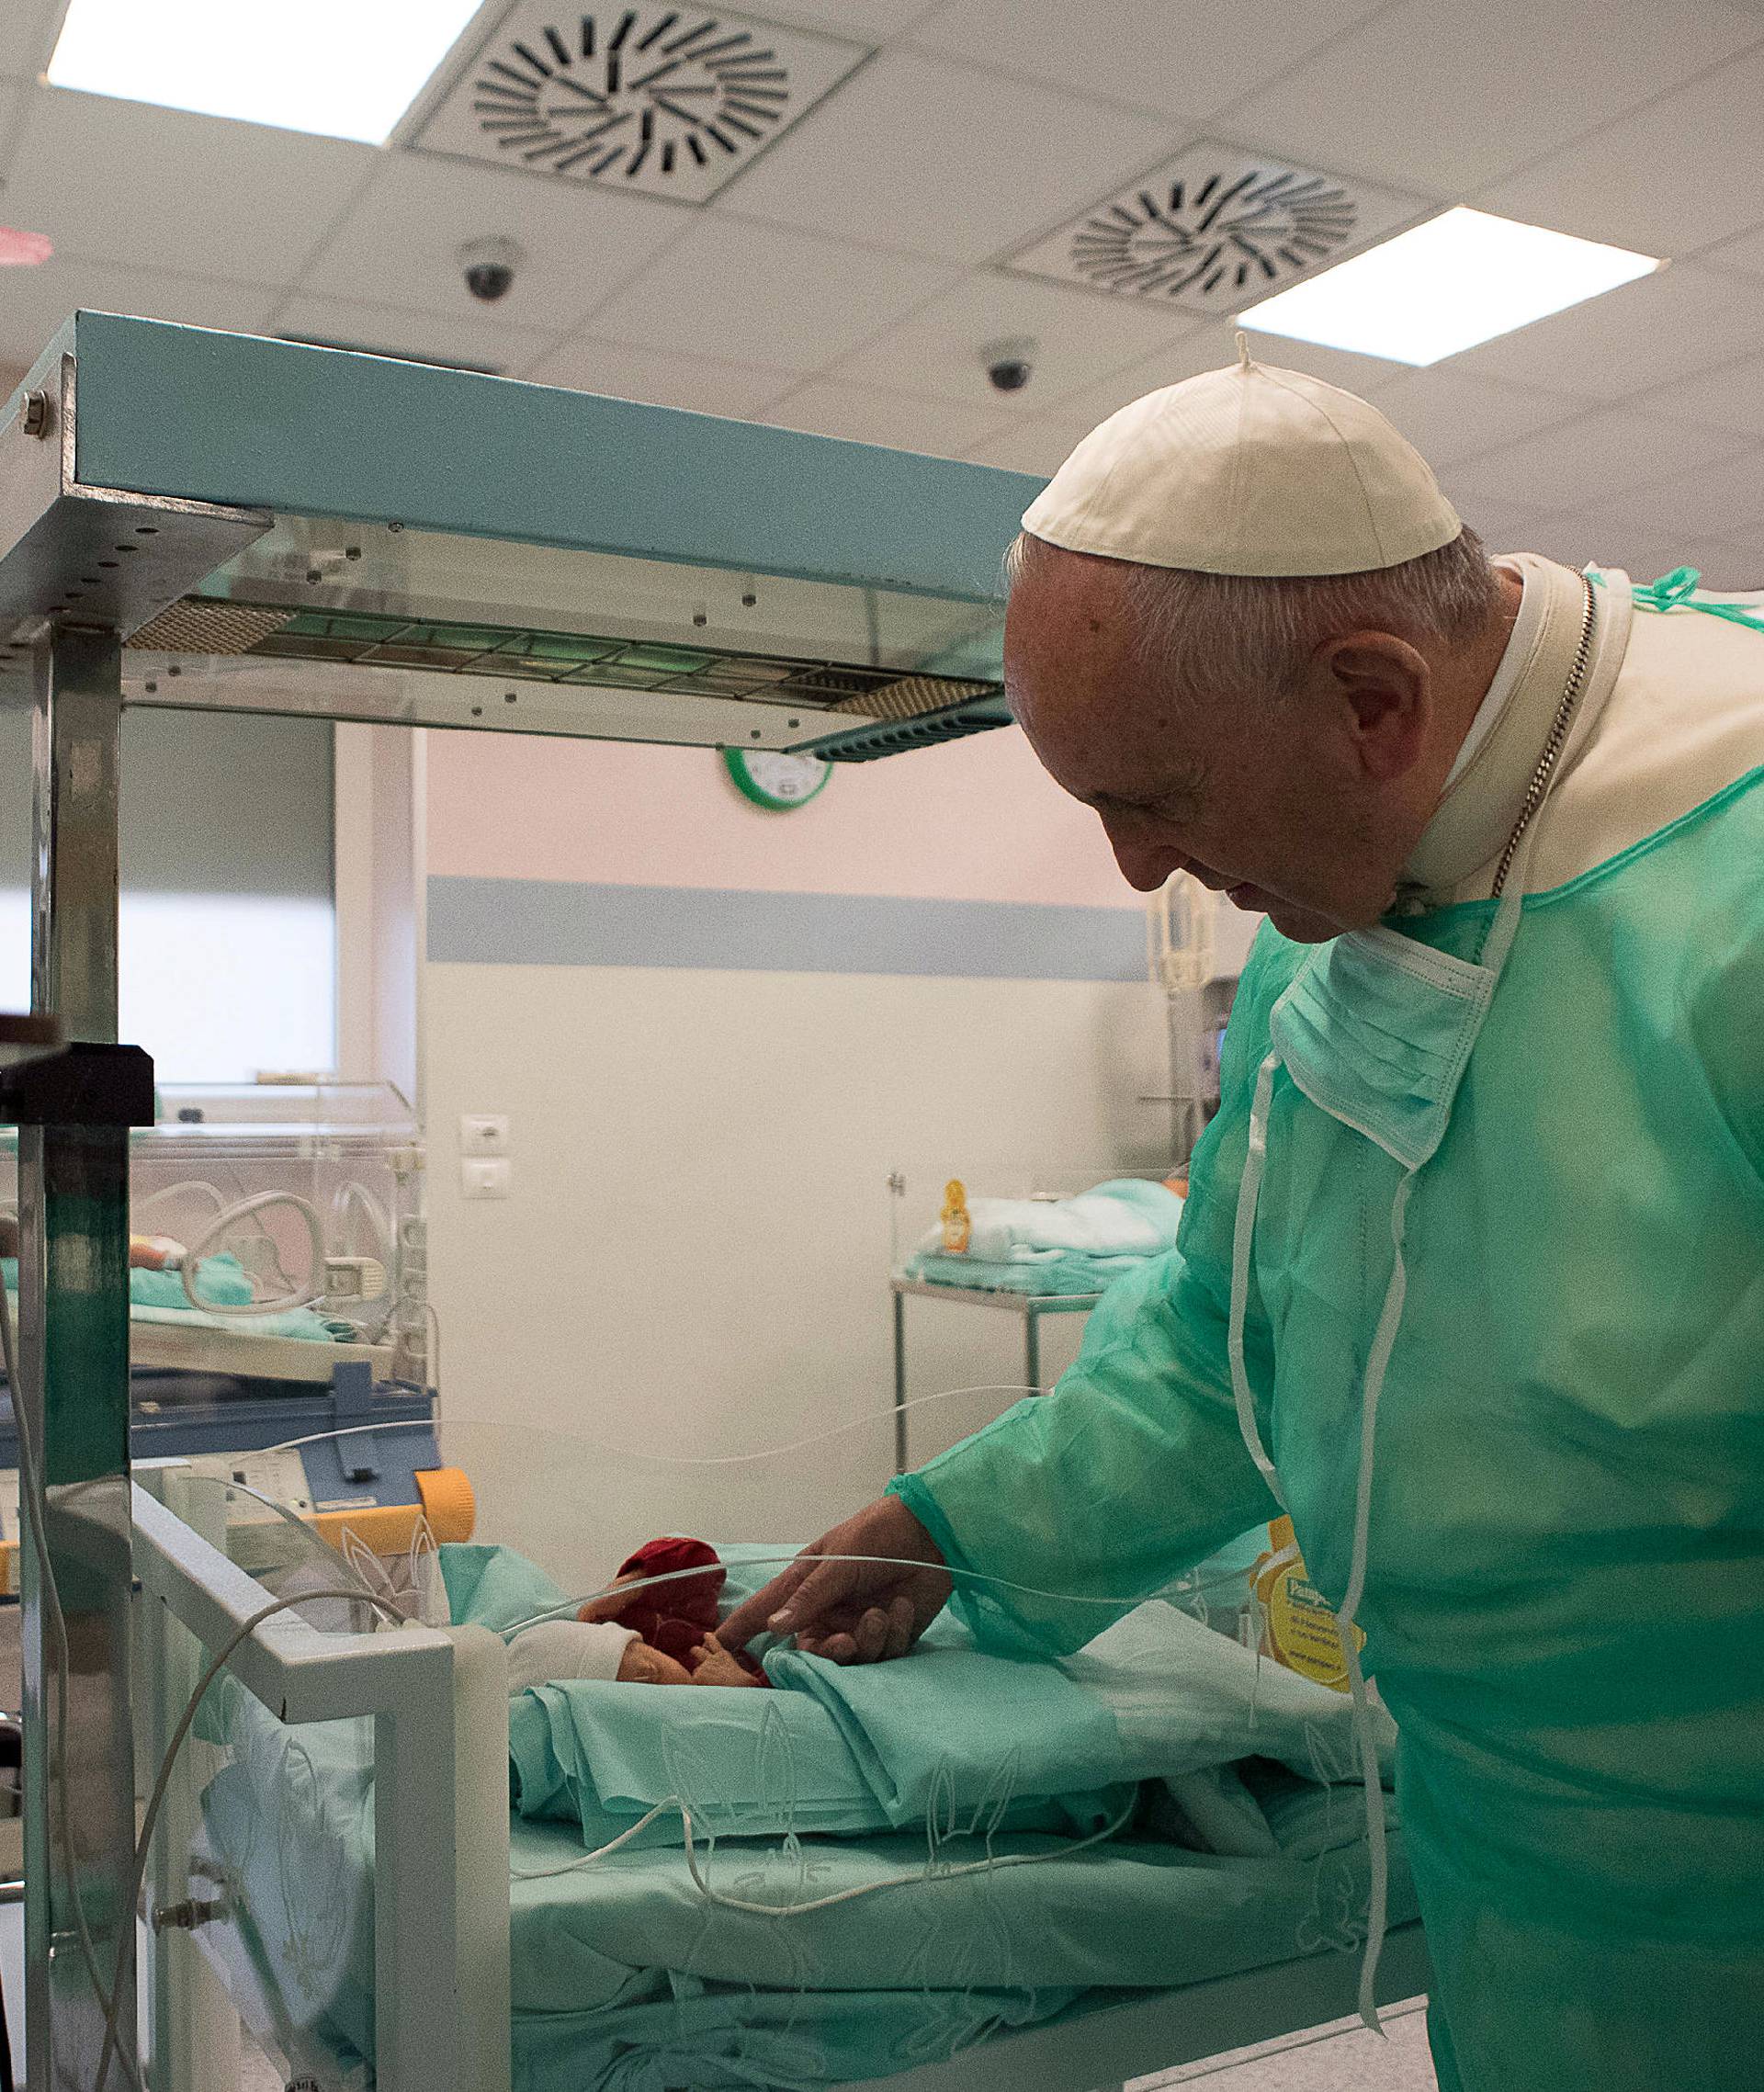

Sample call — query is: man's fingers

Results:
[852,1606,891,1663]
[797,1629,858,1663]
[883,1594,916,1660]
[718,1555,820,1649]
[762,1556,858,1638]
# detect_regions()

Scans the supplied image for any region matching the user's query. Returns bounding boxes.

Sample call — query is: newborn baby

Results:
[505,1535,765,1693]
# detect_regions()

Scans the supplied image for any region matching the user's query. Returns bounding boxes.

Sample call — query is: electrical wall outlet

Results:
[460,1158,511,1200]
[460,1113,510,1155]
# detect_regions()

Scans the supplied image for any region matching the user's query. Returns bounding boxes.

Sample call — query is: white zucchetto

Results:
[1022,334,1463,579]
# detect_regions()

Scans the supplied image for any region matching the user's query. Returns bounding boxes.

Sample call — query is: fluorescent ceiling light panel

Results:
[1238,207,1660,367]
[48,0,485,144]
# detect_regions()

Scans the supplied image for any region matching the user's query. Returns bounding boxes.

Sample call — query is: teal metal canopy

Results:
[1,314,1037,758]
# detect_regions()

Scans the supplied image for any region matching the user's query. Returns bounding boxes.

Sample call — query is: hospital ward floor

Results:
[233,1997,1438,2089]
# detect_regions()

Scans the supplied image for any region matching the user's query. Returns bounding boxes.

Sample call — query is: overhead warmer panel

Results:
[0,316,1024,761]
[415,5,865,204]
[1007,142,1423,316]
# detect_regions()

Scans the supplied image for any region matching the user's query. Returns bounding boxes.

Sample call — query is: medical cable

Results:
[179,1189,327,1316]
[93,1580,404,2092]
[679,1791,1136,1917]
[0,1261,148,2092]
[133,1179,228,1224]
[502,1552,1259,1641]
[511,1796,681,1878]
[255,1383,1047,1468]
[514,1792,1136,1915]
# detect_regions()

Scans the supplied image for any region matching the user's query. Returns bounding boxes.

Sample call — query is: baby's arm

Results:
[687,1632,764,1687]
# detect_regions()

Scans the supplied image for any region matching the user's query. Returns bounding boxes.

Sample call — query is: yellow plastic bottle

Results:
[940,1179,971,1254]
[1249,1515,1363,1693]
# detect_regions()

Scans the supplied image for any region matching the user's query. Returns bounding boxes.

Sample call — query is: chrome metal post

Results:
[19,626,137,2087]
[892,1286,908,1474]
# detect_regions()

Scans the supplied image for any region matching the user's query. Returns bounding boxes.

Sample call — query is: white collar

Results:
[1442,558,1538,789]
[1399,555,1599,903]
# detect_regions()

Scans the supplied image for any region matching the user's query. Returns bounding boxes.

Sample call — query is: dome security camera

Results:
[459,236,525,304]
[982,336,1036,393]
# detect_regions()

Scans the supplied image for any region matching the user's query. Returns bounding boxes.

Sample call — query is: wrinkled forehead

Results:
[1005,541,1142,718]
[1005,544,1213,806]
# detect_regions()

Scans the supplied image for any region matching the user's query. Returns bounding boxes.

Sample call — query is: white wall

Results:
[425,962,1170,1583]
[420,727,1246,1593]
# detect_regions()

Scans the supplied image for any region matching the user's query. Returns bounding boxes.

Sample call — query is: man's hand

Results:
[718,1497,953,1664]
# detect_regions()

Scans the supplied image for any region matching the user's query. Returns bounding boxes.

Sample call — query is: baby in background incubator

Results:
[506,1535,767,1692]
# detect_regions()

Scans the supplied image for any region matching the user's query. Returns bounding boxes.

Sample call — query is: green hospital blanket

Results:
[904,1250,1128,1295]
[458,1544,1387,1854]
[3,1251,349,1342]
[194,1541,1411,2092]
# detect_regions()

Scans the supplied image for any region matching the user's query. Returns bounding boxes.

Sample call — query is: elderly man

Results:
[722,342,1764,2091]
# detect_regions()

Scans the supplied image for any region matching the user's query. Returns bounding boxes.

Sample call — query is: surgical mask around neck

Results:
[1269,926,1499,1171]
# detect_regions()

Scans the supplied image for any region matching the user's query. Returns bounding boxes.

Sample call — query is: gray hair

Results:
[1006,526,1499,706]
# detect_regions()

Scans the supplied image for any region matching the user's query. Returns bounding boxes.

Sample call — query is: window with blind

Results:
[0,707,335,1082]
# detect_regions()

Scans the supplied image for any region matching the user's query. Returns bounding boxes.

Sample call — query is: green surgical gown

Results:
[892,766,1764,2091]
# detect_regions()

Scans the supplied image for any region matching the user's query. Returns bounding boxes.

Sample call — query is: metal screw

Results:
[345,546,362,560]
[19,390,51,439]
[741,590,758,608]
[388,520,404,534]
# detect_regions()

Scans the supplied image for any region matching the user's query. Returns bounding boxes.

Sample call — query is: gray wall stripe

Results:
[427,876,1146,982]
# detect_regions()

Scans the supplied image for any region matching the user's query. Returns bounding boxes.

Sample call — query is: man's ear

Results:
[1323,632,1430,783]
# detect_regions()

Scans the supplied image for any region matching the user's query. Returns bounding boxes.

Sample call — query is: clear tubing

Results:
[94,1581,405,2092]
[132,1179,228,1225]
[179,1188,328,1316]
[513,1788,1137,1911]
[257,1382,1048,1466]
[680,1792,1136,1916]
[500,1551,1250,1641]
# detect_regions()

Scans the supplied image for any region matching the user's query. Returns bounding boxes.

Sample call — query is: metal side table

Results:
[888,1276,1102,1471]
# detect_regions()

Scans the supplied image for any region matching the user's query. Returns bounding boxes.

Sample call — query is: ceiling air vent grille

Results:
[417,6,864,204]
[1007,144,1422,316]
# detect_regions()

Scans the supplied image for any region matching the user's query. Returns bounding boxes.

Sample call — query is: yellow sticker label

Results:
[1263,1565,1363,1691]
[1251,1520,1364,1693]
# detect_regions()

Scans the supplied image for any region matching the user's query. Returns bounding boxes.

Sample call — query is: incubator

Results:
[0,1080,445,1593]
[131,1400,1423,2092]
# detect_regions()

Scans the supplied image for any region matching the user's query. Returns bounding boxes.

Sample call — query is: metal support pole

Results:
[142,1468,241,2092]
[1025,1306,1042,1398]
[892,1287,909,1474]
[19,626,137,2088]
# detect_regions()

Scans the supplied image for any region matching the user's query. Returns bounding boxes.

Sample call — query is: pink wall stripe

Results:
[424,726,1142,910]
